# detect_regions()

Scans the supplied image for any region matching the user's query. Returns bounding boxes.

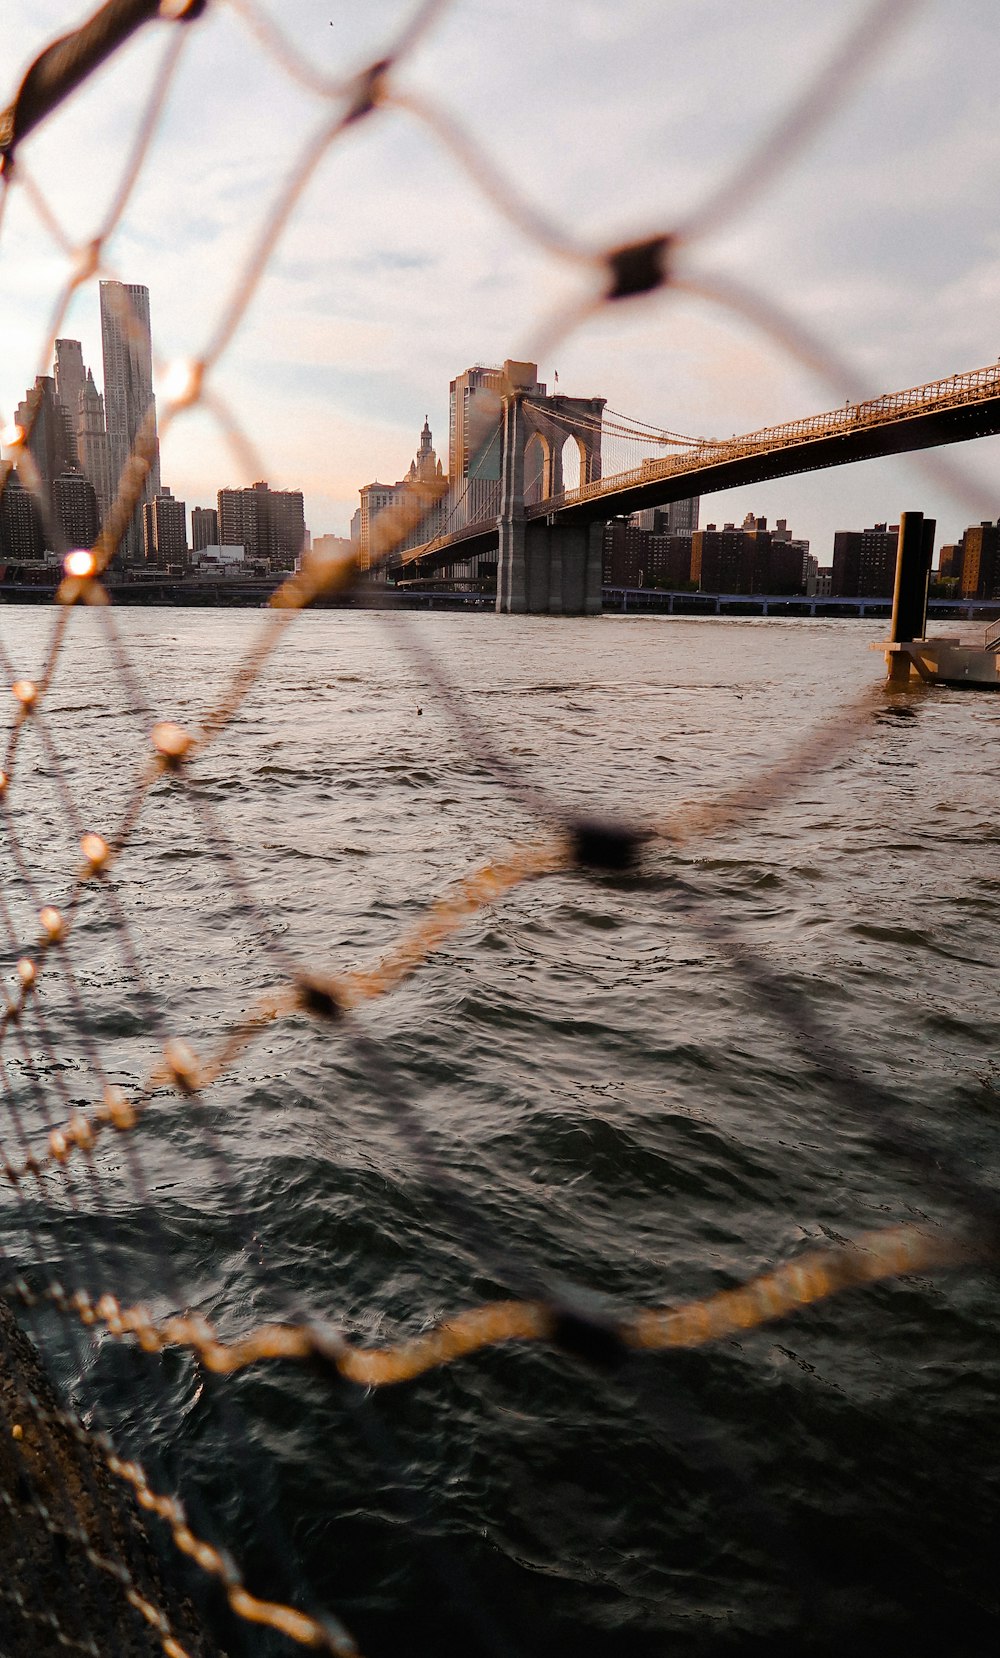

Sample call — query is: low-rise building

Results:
[603,520,650,586]
[143,487,188,565]
[312,534,353,560]
[646,532,694,587]
[690,515,806,594]
[191,543,245,571]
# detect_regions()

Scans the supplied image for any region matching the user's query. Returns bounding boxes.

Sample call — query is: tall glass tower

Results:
[99,280,160,559]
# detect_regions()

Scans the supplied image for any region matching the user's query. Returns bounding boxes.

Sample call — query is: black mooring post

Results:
[888,512,935,681]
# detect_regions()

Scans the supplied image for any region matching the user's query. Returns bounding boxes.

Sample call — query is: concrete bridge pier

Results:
[496,391,604,615]
[521,519,603,613]
[497,508,603,616]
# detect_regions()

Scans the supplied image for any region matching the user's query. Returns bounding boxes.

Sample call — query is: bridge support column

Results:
[497,515,527,612]
[497,394,527,613]
[496,393,603,614]
[886,510,935,683]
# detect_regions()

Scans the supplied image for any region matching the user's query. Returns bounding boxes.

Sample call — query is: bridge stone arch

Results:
[523,429,551,507]
[558,430,584,493]
[522,395,604,496]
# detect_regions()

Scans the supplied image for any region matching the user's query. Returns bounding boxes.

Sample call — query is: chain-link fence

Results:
[0,3,998,1654]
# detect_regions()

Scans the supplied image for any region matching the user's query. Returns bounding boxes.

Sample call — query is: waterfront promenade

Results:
[2,572,998,619]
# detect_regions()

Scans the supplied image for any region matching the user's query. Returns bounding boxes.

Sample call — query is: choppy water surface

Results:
[1,608,998,1658]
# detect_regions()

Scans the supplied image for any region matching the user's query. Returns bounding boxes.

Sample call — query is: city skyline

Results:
[4,3,1000,559]
[21,295,1000,559]
[8,309,1000,587]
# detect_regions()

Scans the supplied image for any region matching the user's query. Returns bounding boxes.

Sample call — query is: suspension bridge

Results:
[389,357,1000,613]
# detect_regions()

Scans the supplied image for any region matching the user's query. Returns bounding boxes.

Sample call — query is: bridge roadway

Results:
[395,358,1000,576]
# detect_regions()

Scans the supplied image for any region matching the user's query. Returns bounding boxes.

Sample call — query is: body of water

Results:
[1,608,998,1658]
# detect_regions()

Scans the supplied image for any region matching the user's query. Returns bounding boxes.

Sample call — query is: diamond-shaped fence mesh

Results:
[0,3,997,1655]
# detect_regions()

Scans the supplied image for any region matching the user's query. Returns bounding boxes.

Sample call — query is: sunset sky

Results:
[3,0,1000,556]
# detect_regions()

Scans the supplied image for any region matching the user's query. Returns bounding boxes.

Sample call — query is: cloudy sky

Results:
[3,0,1000,557]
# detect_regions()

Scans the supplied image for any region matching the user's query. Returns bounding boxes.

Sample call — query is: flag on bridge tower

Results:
[554,369,559,384]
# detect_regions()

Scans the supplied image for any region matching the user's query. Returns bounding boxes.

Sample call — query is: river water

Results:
[0,608,998,1658]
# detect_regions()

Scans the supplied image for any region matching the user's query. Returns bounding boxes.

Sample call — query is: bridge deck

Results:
[397,359,1000,570]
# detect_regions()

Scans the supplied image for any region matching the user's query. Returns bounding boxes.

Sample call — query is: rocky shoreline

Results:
[0,1296,220,1658]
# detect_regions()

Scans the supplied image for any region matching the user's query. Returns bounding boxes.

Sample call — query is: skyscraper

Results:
[407,417,443,485]
[633,498,700,535]
[449,366,502,484]
[358,481,400,570]
[53,338,86,467]
[666,497,699,536]
[449,364,545,476]
[100,281,160,559]
[15,376,76,493]
[448,362,545,526]
[77,370,113,522]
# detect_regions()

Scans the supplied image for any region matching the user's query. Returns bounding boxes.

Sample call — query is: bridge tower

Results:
[495,362,606,614]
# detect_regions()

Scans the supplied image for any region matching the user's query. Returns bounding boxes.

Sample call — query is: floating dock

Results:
[877,629,1000,688]
[873,511,1000,689]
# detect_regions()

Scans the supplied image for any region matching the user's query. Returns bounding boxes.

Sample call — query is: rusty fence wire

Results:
[0,1,997,1654]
